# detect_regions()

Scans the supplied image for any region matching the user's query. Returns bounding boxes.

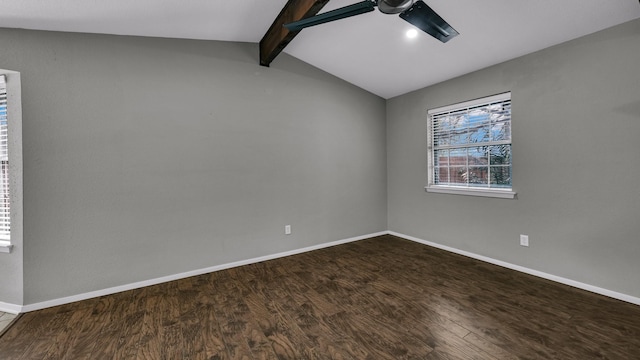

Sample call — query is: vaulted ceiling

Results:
[1,0,639,98]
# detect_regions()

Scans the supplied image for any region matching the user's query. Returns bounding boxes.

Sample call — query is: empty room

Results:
[1,0,640,358]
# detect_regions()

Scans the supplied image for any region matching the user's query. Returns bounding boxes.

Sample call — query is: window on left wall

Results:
[0,74,11,252]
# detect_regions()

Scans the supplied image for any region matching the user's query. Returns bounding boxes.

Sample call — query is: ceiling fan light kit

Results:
[283,0,458,43]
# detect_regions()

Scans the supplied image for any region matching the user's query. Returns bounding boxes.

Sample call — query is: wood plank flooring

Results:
[0,312,19,336]
[1,234,639,359]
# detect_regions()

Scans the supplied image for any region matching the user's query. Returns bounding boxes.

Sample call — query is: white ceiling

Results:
[1,0,639,98]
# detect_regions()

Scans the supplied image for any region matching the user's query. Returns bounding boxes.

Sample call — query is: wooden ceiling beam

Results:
[259,0,330,67]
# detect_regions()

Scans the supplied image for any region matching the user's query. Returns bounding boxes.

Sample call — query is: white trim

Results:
[0,240,12,253]
[389,231,640,306]
[20,231,388,313]
[428,92,511,115]
[0,301,21,314]
[425,185,516,199]
[14,230,640,312]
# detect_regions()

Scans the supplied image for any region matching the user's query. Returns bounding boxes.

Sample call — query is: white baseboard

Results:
[0,301,21,314]
[14,230,640,313]
[389,231,640,306]
[20,231,388,313]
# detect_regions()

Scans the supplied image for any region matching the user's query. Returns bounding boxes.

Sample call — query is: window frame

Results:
[0,71,21,254]
[426,92,516,199]
[0,74,10,246]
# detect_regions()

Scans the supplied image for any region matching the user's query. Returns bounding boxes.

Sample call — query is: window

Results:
[426,92,515,198]
[0,75,10,247]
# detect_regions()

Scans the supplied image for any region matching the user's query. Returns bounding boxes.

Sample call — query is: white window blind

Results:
[427,92,514,198]
[0,74,10,240]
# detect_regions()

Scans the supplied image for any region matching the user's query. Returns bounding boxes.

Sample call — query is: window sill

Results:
[0,241,12,254]
[425,185,516,199]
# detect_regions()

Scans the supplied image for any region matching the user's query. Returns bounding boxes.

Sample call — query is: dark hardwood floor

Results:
[1,234,639,359]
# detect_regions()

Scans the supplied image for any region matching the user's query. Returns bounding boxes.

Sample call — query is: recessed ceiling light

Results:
[406,29,418,39]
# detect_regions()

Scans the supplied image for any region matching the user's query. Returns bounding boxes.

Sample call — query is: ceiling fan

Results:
[284,0,459,43]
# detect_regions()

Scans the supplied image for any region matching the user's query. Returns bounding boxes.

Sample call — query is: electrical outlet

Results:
[285,225,291,235]
[520,234,529,247]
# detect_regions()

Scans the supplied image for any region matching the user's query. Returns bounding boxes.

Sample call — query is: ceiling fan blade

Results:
[399,0,459,43]
[284,1,376,32]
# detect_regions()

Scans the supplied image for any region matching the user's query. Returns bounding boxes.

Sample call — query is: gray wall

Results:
[1,19,638,307]
[0,29,387,305]
[387,19,640,298]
